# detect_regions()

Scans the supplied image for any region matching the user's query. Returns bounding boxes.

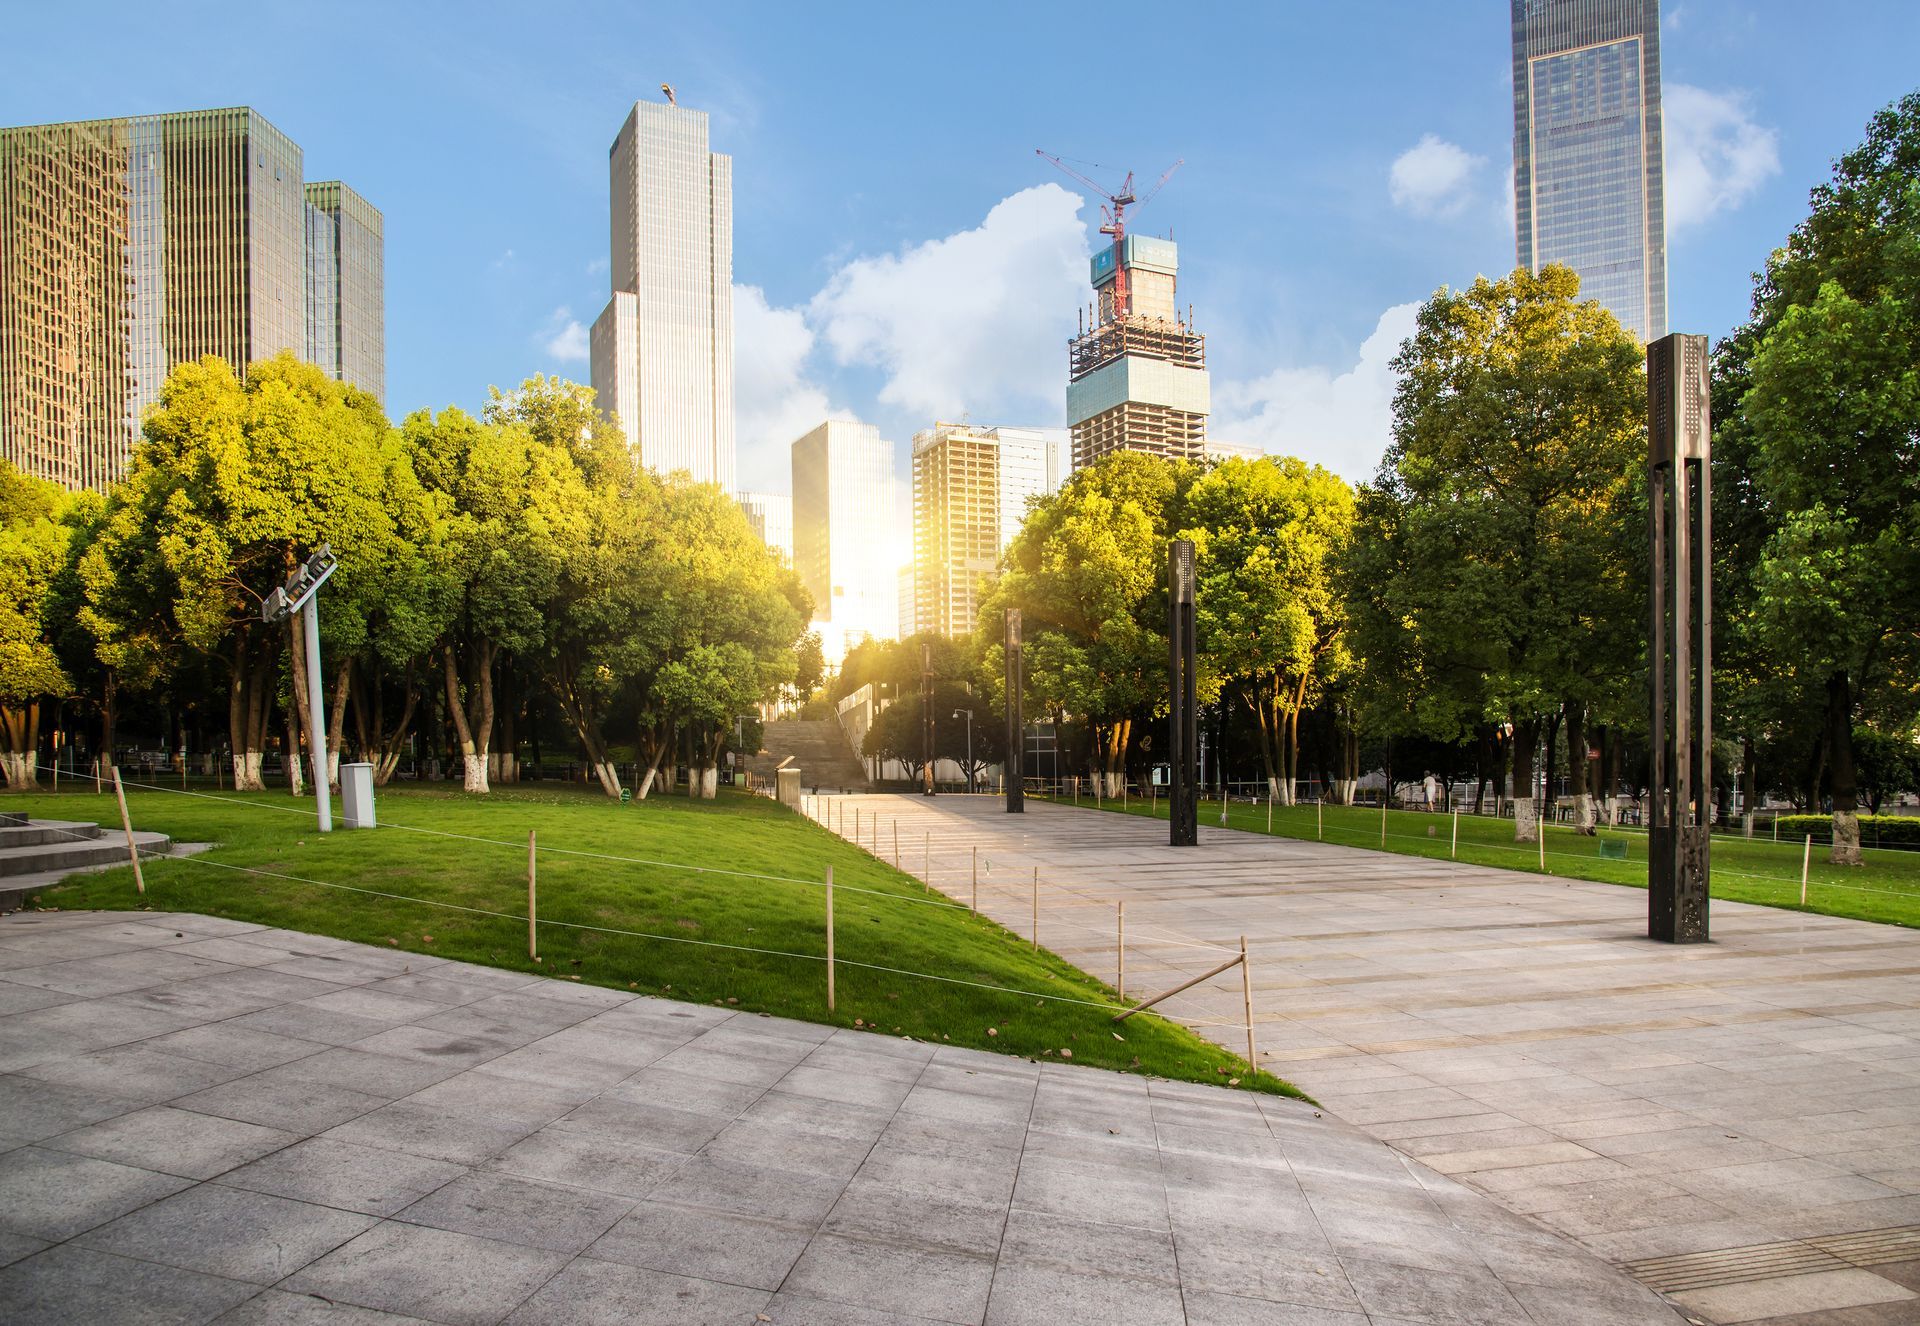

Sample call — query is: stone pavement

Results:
[816,794,1920,1325]
[0,909,1681,1324]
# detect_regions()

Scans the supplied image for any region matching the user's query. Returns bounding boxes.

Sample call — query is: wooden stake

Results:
[527,830,537,959]
[1539,822,1546,872]
[1451,809,1459,860]
[1031,866,1039,947]
[1113,950,1245,1022]
[111,767,145,896]
[1380,798,1387,846]
[825,866,836,1011]
[971,845,978,911]
[1117,901,1125,998]
[1801,835,1811,905]
[1317,797,1323,840]
[892,820,899,868]
[1266,791,1272,834]
[1240,934,1257,1077]
[923,830,929,879]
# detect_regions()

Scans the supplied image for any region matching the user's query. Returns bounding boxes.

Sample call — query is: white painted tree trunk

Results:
[1830,810,1862,866]
[0,751,30,788]
[232,749,264,792]
[1513,797,1539,843]
[1573,792,1595,834]
[699,766,718,799]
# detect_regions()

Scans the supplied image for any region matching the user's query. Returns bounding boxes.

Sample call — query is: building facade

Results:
[0,107,382,491]
[1512,0,1667,341]
[1065,234,1210,471]
[736,489,792,563]
[791,420,896,661]
[911,422,1065,639]
[303,182,384,405]
[590,97,735,490]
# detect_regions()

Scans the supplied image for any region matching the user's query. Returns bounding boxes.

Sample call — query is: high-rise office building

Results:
[791,420,896,661]
[303,182,385,405]
[1065,234,1210,471]
[1512,0,1667,341]
[590,96,735,491]
[0,107,383,491]
[911,423,1065,639]
[1204,437,1265,463]
[736,490,792,563]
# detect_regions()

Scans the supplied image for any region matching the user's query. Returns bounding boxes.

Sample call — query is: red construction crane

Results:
[1035,151,1183,318]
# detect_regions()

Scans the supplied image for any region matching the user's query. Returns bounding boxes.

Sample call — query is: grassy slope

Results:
[1044,791,1920,929]
[1,783,1296,1096]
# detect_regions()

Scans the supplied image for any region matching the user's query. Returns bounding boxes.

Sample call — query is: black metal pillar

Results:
[1169,540,1198,847]
[1647,333,1713,943]
[920,641,936,796]
[1005,609,1024,813]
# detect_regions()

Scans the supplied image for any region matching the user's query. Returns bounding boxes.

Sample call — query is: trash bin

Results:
[341,762,376,829]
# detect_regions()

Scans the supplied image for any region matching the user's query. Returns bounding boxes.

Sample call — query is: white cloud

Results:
[1389,135,1487,219]
[808,184,1088,420]
[733,283,842,491]
[1212,303,1420,483]
[1665,84,1780,232]
[539,308,589,363]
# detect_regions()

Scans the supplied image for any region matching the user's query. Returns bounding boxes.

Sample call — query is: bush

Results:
[1774,813,1920,848]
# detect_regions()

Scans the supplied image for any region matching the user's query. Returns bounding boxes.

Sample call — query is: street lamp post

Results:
[262,545,340,832]
[953,709,974,793]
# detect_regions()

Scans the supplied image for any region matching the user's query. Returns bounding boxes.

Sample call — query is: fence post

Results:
[1267,791,1273,834]
[1380,799,1387,846]
[893,820,899,868]
[527,830,537,959]
[110,767,145,896]
[1539,822,1546,872]
[1117,901,1125,998]
[1801,835,1811,905]
[924,830,930,880]
[826,866,836,1012]
[1032,866,1039,947]
[971,845,979,911]
[1317,797,1323,841]
[1451,809,1459,860]
[1240,935,1257,1078]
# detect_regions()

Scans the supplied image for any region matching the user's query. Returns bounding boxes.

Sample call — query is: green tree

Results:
[1183,456,1354,805]
[1360,266,1645,841]
[0,461,74,787]
[1720,92,1920,862]
[976,453,1200,794]
[82,355,398,791]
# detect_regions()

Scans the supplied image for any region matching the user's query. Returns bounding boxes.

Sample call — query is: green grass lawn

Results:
[0,782,1296,1096]
[1042,789,1920,929]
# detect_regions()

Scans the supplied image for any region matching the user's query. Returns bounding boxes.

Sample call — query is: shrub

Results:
[1773,813,1920,848]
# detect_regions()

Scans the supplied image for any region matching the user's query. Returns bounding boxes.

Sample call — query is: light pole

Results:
[952,709,974,793]
[262,545,339,832]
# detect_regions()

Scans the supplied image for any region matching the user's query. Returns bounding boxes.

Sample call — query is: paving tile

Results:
[783,1233,996,1325]
[394,1170,632,1253]
[217,1137,464,1216]
[1339,1256,1534,1325]
[0,1071,144,1144]
[78,1184,374,1283]
[282,1222,567,1326]
[823,1175,1009,1256]
[758,1291,950,1324]
[1669,1268,1916,1323]
[984,1259,1187,1325]
[206,1287,440,1323]
[18,1043,246,1102]
[588,1200,813,1289]
[487,1127,687,1199]
[50,1105,298,1179]
[141,1024,330,1072]
[0,1145,193,1240]
[1177,1292,1372,1324]
[647,1152,847,1224]
[0,1243,257,1326]
[171,1074,390,1134]
[257,1046,465,1098]
[320,1098,547,1166]
[499,1255,772,1325]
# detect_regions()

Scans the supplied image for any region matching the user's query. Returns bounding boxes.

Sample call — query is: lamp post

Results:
[953,709,974,793]
[262,544,339,832]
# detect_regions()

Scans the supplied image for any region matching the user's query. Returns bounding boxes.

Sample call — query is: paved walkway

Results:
[816,794,1920,1325]
[0,909,1681,1324]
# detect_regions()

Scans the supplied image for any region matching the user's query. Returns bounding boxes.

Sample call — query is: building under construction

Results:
[1065,232,1209,469]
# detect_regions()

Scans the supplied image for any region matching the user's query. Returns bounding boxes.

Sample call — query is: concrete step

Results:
[0,838,199,912]
[0,821,104,850]
[0,831,171,879]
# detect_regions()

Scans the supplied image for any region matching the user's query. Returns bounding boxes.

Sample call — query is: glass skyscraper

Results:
[1512,0,1667,342]
[791,419,896,662]
[0,107,383,490]
[591,97,736,492]
[911,423,1064,639]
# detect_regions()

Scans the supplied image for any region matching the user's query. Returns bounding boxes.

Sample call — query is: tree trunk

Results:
[0,700,37,788]
[442,644,494,794]
[1511,716,1541,842]
[226,638,272,792]
[1827,671,1861,865]
[326,658,350,790]
[283,696,304,796]
[1565,701,1595,834]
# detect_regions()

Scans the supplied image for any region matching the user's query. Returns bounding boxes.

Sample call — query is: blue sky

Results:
[6,1,1916,494]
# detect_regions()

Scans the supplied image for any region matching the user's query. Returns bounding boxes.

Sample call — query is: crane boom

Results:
[1035,149,1181,320]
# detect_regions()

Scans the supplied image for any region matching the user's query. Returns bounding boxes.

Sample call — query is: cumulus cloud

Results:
[808,184,1088,420]
[539,307,589,362]
[733,283,842,491]
[1665,84,1780,232]
[1212,303,1420,483]
[1389,135,1487,218]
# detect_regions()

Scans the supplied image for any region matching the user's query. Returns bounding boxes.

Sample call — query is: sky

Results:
[6,0,1917,502]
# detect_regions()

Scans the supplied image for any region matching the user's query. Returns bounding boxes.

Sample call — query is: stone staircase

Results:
[0,814,174,910]
[744,719,870,794]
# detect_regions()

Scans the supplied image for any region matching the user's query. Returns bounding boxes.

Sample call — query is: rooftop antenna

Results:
[661,83,677,106]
